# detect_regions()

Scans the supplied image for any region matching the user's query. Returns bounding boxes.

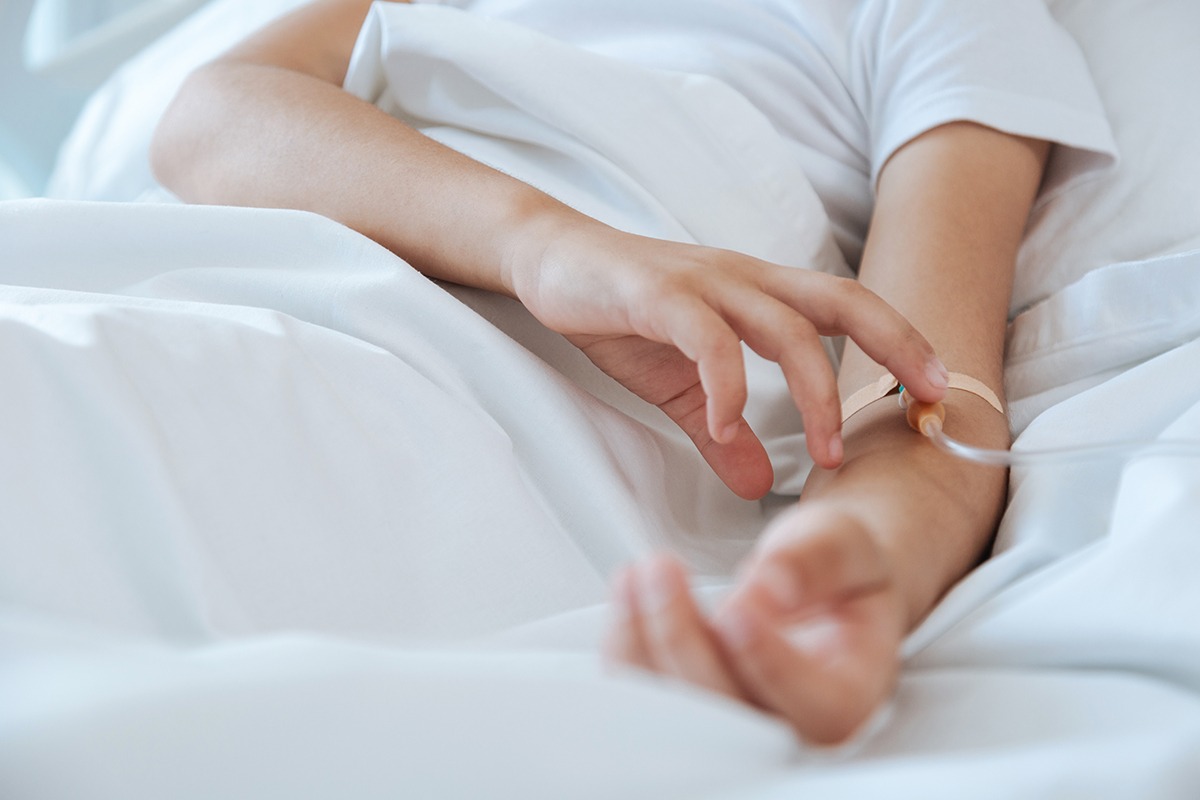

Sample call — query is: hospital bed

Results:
[1,1,1199,797]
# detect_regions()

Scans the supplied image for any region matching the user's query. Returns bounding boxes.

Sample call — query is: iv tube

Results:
[906,400,1200,468]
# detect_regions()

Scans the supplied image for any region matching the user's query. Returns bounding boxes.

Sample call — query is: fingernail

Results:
[639,559,676,614]
[926,358,949,391]
[828,432,844,463]
[719,421,740,443]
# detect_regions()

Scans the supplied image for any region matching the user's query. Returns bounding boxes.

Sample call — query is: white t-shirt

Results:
[416,0,1116,267]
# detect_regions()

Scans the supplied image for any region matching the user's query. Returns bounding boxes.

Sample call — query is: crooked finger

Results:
[715,289,844,468]
[654,298,748,444]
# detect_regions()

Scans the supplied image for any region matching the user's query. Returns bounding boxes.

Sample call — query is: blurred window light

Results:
[24,0,208,88]
[1,156,34,200]
[0,125,37,198]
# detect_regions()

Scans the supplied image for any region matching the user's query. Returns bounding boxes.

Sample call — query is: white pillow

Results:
[23,0,211,90]
[49,0,1200,303]
[1013,0,1200,313]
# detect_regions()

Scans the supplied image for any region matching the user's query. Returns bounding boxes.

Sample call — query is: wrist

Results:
[802,393,1008,627]
[495,194,605,303]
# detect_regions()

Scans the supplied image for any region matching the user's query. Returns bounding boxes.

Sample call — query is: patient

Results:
[151,0,1112,743]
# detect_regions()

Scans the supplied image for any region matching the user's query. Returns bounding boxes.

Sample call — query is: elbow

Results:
[150,63,224,202]
[149,97,183,199]
[150,68,198,200]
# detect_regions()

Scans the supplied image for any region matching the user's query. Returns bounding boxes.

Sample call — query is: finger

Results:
[766,271,949,403]
[634,554,743,698]
[601,563,654,671]
[573,334,772,500]
[714,597,899,744]
[714,289,844,469]
[647,297,748,444]
[653,382,775,501]
[731,505,891,616]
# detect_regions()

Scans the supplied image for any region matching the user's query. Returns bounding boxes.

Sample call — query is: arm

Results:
[810,121,1048,626]
[606,122,1049,744]
[152,0,542,295]
[151,0,949,497]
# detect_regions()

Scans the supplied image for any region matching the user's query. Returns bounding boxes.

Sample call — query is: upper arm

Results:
[218,0,408,85]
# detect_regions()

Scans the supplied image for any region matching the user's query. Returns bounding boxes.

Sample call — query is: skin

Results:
[152,0,1048,744]
[607,124,1047,743]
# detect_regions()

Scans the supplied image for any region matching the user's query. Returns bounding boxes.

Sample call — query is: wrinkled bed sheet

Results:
[0,198,1198,798]
[5,1,1200,796]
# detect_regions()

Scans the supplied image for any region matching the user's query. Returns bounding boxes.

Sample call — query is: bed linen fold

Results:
[2,197,1200,797]
[6,0,1199,794]
[0,199,767,649]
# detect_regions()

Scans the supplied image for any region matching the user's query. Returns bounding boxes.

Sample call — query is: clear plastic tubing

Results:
[918,415,1200,468]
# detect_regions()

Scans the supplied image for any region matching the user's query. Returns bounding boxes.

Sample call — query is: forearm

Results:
[804,122,1050,626]
[839,122,1047,394]
[150,0,587,296]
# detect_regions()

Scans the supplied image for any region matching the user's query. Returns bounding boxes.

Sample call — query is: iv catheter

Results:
[900,391,1200,468]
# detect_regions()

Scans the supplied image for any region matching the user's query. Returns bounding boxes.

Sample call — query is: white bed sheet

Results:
[4,0,1200,796]
[1,197,1199,798]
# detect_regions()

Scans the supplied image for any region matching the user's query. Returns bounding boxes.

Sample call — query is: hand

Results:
[566,332,775,499]
[603,503,907,745]
[504,216,949,494]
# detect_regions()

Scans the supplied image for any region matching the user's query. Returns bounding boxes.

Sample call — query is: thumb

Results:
[572,333,774,500]
[727,505,890,617]
[671,403,775,501]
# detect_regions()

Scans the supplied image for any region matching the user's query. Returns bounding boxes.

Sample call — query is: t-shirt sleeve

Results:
[848,0,1118,197]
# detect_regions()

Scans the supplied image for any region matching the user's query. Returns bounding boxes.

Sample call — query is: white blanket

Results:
[4,3,1200,798]
[2,196,1199,798]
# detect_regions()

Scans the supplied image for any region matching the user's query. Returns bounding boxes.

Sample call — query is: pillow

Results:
[1012,0,1200,313]
[23,0,211,90]
[48,0,1200,309]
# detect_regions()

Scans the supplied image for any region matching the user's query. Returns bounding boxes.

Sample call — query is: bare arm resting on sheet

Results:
[606,124,1048,744]
[150,0,949,501]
